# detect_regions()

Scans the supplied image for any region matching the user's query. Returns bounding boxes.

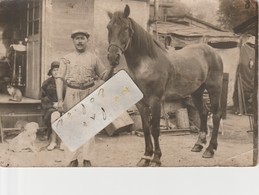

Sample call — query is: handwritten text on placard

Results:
[52,70,143,151]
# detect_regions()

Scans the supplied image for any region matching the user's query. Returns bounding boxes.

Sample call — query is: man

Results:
[55,29,114,167]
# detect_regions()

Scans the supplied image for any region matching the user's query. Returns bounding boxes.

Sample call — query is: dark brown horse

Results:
[107,5,223,166]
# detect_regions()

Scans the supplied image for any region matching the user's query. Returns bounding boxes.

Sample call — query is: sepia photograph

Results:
[0,0,257,167]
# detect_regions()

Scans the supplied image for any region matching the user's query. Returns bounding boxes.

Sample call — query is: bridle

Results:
[108,18,134,54]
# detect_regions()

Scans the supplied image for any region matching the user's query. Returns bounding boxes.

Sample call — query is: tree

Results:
[166,0,192,16]
[217,0,257,30]
[187,0,220,26]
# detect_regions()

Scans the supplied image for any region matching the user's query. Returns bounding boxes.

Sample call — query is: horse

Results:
[107,5,223,167]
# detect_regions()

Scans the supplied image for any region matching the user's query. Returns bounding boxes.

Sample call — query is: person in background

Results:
[40,61,65,151]
[55,29,115,167]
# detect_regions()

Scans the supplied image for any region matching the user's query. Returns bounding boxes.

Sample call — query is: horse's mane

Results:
[129,18,166,59]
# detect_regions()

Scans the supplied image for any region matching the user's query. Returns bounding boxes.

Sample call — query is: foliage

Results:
[165,0,192,16]
[217,0,257,30]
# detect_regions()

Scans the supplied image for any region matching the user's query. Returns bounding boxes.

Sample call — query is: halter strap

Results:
[107,43,125,53]
[108,18,134,54]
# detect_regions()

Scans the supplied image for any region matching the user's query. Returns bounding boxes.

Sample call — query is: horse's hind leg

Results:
[149,96,162,167]
[136,101,154,167]
[202,84,222,158]
[191,84,209,152]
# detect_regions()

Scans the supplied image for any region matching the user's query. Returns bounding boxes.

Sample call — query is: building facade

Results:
[0,0,150,99]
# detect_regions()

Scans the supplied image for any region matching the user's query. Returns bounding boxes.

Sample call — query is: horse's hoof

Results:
[202,149,214,158]
[191,144,203,152]
[150,161,161,167]
[136,158,151,167]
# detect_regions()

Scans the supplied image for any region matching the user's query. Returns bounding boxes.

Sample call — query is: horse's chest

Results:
[130,62,167,95]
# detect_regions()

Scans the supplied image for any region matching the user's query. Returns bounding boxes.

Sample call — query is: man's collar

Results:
[74,50,87,55]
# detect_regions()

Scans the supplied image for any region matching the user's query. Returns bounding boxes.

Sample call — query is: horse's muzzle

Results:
[107,52,121,66]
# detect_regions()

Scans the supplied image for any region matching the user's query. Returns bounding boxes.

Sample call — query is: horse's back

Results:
[171,43,213,59]
[182,44,224,79]
[169,43,223,77]
[173,43,222,68]
[164,43,223,99]
[168,43,214,77]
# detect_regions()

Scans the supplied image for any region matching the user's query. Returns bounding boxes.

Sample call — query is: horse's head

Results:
[107,5,134,66]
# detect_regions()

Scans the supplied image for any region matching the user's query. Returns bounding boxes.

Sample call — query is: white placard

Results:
[51,70,143,151]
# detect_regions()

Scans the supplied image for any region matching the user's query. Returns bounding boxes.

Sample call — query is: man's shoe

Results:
[83,160,92,167]
[47,142,57,151]
[68,159,79,167]
[59,142,65,151]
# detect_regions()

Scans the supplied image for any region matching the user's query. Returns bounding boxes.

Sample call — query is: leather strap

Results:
[66,80,94,90]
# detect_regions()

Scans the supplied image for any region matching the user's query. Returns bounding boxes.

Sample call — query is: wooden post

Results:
[154,0,159,40]
[221,73,229,119]
[253,5,258,165]
[0,117,4,143]
[237,72,244,115]
[239,72,247,115]
[161,101,169,130]
[11,51,17,85]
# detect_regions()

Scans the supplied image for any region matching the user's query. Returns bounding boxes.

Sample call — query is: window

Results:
[27,0,40,36]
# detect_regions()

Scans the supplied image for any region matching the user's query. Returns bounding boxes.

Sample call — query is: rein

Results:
[108,18,134,54]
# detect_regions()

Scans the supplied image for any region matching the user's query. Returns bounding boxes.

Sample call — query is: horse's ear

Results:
[107,11,113,19]
[124,4,130,18]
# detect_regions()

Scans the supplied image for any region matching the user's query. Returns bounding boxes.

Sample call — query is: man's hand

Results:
[102,66,115,81]
[57,100,64,113]
[53,102,58,108]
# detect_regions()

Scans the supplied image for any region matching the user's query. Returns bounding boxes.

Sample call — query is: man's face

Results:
[73,34,88,52]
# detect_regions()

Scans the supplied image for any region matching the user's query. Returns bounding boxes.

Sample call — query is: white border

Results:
[0,166,258,195]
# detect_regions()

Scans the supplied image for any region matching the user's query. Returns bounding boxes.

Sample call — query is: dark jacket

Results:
[40,77,65,137]
[40,77,59,110]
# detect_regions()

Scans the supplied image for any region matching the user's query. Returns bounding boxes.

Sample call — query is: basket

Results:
[176,108,190,129]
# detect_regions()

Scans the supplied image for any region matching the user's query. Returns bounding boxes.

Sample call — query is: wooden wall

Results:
[41,0,94,82]
[41,0,150,82]
[215,47,240,106]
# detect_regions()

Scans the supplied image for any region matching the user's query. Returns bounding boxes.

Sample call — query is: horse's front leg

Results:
[136,102,153,167]
[149,97,162,167]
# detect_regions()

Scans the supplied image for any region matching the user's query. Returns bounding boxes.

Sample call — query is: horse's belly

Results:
[164,85,198,101]
[164,71,206,100]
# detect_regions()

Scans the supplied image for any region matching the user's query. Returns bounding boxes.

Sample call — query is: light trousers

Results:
[63,80,104,161]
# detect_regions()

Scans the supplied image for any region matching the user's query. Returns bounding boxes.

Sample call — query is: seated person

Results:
[40,61,65,151]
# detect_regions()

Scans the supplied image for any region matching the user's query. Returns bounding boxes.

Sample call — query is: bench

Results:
[0,94,47,142]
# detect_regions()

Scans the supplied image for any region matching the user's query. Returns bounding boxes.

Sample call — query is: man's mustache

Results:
[77,43,84,46]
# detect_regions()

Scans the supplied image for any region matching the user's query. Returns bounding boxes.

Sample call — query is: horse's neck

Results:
[124,19,168,71]
[124,47,139,67]
[124,41,164,70]
[125,20,160,63]
[124,40,156,67]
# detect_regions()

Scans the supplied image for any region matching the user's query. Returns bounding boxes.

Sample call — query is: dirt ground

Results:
[0,112,255,167]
